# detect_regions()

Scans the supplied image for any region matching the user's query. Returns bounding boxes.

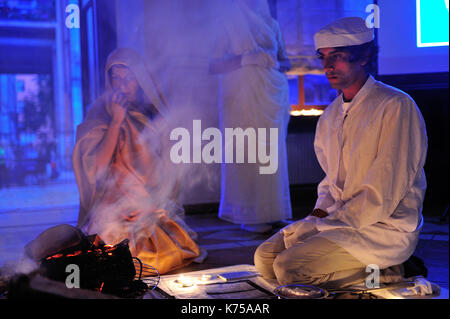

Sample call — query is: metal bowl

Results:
[274,284,329,299]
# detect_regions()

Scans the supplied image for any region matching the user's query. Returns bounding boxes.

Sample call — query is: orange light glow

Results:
[46,253,64,260]
[66,251,83,257]
[104,246,117,253]
[175,275,195,287]
[290,105,325,117]
[291,108,324,116]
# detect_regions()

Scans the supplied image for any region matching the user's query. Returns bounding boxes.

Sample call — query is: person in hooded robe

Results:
[72,48,201,274]
[209,0,292,233]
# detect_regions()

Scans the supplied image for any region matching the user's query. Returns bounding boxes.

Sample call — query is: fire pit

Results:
[21,224,159,298]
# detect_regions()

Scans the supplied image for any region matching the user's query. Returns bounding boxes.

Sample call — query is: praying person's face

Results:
[317,47,365,90]
[110,65,140,103]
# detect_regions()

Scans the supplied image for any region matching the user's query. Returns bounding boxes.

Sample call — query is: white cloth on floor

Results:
[402,277,434,296]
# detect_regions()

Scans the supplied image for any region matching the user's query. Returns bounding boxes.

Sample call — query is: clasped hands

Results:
[109,90,129,125]
[282,209,328,249]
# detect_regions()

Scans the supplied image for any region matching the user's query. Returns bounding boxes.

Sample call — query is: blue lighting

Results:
[416,0,449,47]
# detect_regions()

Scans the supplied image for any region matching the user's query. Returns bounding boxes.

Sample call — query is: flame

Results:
[175,274,195,287]
[97,282,105,292]
[104,245,117,253]
[44,243,119,261]
[290,108,324,117]
[65,251,82,257]
[46,253,64,260]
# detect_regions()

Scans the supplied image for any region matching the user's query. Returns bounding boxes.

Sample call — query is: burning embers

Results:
[45,244,117,262]
[41,239,136,293]
[24,224,150,298]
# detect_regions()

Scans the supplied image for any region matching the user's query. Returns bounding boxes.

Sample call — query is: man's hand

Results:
[310,208,328,218]
[282,217,319,249]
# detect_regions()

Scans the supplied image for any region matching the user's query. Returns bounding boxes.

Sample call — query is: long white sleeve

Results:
[314,176,336,212]
[313,115,336,212]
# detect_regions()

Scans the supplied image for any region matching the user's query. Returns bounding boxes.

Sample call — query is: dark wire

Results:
[133,257,143,280]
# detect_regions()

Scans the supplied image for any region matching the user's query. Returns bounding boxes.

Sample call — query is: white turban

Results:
[314,17,374,50]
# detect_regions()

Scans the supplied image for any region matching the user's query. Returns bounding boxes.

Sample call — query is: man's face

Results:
[317,47,364,90]
[109,65,140,103]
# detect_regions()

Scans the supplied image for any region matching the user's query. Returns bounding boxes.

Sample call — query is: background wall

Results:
[111,0,448,217]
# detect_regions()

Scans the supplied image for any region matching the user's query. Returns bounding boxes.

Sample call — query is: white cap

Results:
[314,17,374,51]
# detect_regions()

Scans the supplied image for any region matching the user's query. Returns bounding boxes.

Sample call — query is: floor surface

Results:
[0,180,448,292]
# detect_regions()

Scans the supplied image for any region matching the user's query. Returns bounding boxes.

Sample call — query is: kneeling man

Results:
[254,17,428,288]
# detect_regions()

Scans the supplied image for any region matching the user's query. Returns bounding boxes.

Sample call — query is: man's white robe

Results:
[312,76,428,269]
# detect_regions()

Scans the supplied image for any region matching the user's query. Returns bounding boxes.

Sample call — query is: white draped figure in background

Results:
[210,0,292,233]
[255,17,428,288]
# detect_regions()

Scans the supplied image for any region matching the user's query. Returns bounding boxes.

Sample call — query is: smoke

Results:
[81,104,223,247]
[75,0,255,251]
[83,0,292,244]
[114,0,230,202]
[0,1,268,274]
